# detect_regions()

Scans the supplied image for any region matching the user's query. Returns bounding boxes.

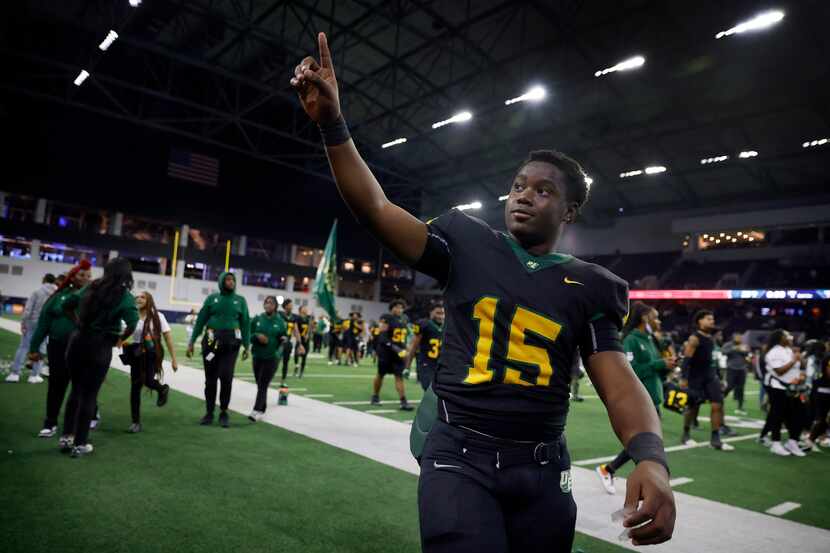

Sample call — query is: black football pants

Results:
[418,420,576,553]
[203,344,239,414]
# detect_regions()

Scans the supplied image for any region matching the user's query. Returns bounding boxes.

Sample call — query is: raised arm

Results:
[290,32,427,265]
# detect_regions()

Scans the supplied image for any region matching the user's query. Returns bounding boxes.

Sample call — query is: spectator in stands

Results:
[124,291,178,433]
[7,273,56,383]
[596,302,676,494]
[722,333,751,416]
[762,330,807,457]
[28,260,92,440]
[62,258,138,457]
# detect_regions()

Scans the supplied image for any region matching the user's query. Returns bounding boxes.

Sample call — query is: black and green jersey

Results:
[296,315,311,340]
[413,318,443,369]
[413,210,628,440]
[380,313,408,349]
[281,312,298,337]
[250,312,287,360]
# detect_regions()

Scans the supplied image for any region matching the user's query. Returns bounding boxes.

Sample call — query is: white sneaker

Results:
[58,435,75,452]
[803,439,821,453]
[5,373,20,383]
[758,436,772,447]
[718,442,736,451]
[784,439,806,457]
[734,409,748,416]
[770,442,791,456]
[71,444,94,458]
[38,426,57,438]
[595,464,616,495]
[819,437,830,448]
[255,411,265,421]
[40,366,50,377]
[248,410,260,422]
[27,375,44,384]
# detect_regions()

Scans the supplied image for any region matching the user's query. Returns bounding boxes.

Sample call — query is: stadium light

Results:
[504,86,547,105]
[381,137,407,149]
[738,150,758,159]
[432,111,473,129]
[620,170,643,178]
[715,10,784,39]
[701,155,729,164]
[498,195,509,201]
[99,30,119,51]
[129,0,142,7]
[644,166,667,174]
[594,55,645,77]
[454,201,482,211]
[73,69,90,86]
[803,138,829,148]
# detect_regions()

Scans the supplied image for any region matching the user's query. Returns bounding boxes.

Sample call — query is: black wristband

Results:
[626,432,670,475]
[319,115,351,146]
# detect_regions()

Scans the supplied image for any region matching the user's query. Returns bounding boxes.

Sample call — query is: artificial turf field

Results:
[1,319,828,553]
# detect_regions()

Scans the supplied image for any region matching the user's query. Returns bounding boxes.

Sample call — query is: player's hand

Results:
[257,334,269,345]
[172,359,179,372]
[298,344,306,356]
[623,461,676,546]
[290,32,340,125]
[679,378,688,389]
[186,344,194,358]
[28,352,42,362]
[242,349,250,361]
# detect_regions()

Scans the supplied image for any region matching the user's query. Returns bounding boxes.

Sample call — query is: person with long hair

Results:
[62,257,138,457]
[125,291,179,433]
[28,260,93,441]
[249,296,287,421]
[596,302,676,494]
[187,271,250,428]
[763,329,807,456]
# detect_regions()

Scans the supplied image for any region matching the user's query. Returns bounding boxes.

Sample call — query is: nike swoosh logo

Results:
[433,461,462,470]
[564,277,584,286]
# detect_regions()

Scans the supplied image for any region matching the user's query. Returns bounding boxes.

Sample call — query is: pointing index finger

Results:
[318,32,333,70]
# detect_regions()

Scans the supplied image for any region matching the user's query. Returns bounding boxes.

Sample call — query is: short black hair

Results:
[389,299,406,310]
[520,150,590,209]
[693,309,714,327]
[42,273,56,284]
[283,298,293,306]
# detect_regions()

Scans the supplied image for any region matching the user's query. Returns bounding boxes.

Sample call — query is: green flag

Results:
[314,220,338,320]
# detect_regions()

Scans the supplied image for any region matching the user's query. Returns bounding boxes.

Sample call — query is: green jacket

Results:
[190,271,251,348]
[250,312,287,360]
[623,328,669,409]
[66,285,138,337]
[29,287,79,352]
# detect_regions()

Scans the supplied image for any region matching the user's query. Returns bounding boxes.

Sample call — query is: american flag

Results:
[167,149,219,186]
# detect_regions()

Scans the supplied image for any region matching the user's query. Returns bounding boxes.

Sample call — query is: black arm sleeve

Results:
[411,228,451,287]
[578,316,624,365]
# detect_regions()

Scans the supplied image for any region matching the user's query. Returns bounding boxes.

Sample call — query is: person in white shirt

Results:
[7,274,56,383]
[184,308,197,340]
[124,291,179,433]
[763,330,806,457]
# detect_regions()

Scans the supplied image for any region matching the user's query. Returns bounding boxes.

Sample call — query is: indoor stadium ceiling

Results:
[4,0,830,225]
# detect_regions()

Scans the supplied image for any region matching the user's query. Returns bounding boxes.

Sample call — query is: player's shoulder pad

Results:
[567,257,629,291]
[568,257,629,326]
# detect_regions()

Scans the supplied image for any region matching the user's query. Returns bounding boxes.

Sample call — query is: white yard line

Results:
[302,394,334,398]
[765,502,802,516]
[334,400,421,406]
[1,318,828,553]
[669,477,694,488]
[366,409,398,414]
[574,433,761,466]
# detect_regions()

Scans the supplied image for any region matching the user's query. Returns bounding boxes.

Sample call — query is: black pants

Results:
[764,387,802,442]
[723,369,747,409]
[418,421,575,553]
[203,344,239,414]
[43,339,76,430]
[252,357,277,412]
[281,342,293,381]
[129,351,164,424]
[312,333,323,353]
[417,362,436,391]
[328,335,338,361]
[64,331,116,447]
[809,392,830,441]
[294,339,310,376]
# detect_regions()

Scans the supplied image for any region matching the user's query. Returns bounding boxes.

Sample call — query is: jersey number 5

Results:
[465,296,562,387]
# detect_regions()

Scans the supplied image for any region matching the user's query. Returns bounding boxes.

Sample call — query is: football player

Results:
[371,300,413,410]
[405,303,445,391]
[290,33,675,552]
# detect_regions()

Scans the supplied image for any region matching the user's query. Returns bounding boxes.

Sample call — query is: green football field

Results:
[1,319,828,553]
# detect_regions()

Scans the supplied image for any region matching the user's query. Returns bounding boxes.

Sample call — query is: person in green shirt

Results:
[186,271,250,428]
[28,260,93,441]
[249,296,287,421]
[62,257,139,457]
[595,302,676,494]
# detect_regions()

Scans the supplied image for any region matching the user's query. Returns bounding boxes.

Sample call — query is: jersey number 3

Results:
[465,296,562,387]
